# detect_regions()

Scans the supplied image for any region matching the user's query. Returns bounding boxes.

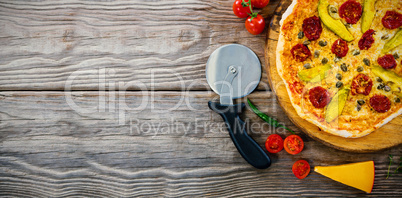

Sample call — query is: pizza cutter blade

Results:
[206,44,271,169]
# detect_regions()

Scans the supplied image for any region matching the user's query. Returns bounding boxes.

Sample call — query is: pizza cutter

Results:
[206,44,271,169]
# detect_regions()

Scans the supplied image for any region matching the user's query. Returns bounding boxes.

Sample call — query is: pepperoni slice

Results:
[291,44,311,62]
[331,39,349,58]
[382,11,402,29]
[309,86,330,108]
[351,74,373,96]
[370,95,391,113]
[302,16,322,41]
[339,0,362,24]
[378,54,397,69]
[358,29,375,50]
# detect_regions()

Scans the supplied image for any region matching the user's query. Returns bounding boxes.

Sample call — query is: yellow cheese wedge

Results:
[314,161,375,193]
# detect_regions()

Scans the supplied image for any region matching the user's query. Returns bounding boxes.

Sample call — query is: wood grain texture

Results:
[0,91,401,197]
[0,0,280,91]
[265,0,402,152]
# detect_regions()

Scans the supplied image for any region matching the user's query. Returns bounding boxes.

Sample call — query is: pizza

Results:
[276,0,402,138]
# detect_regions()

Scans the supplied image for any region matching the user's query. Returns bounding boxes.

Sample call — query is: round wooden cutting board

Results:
[265,0,402,152]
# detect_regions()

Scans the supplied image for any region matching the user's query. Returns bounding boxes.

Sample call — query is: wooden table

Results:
[0,0,400,196]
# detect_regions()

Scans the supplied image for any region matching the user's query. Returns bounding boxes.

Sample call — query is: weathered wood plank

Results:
[0,91,401,197]
[0,0,280,91]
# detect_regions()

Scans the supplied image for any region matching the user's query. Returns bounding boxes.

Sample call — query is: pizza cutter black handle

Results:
[208,101,271,169]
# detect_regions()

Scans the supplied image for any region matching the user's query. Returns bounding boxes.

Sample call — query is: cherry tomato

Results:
[245,14,266,35]
[284,135,304,155]
[302,16,322,41]
[233,0,252,18]
[370,94,391,113]
[358,29,375,50]
[308,86,330,108]
[351,74,373,96]
[251,0,270,9]
[291,44,311,62]
[382,11,402,29]
[378,54,397,69]
[265,134,284,153]
[292,160,310,179]
[331,39,349,58]
[339,0,362,24]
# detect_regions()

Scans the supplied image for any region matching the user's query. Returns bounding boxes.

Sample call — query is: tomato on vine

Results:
[251,0,270,9]
[245,13,266,35]
[233,0,266,35]
[233,0,252,18]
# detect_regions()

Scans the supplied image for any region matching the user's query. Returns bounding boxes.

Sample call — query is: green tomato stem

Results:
[241,0,257,21]
[248,12,258,21]
[241,0,250,8]
[248,0,253,13]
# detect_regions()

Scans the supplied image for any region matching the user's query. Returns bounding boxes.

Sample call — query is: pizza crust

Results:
[276,0,402,138]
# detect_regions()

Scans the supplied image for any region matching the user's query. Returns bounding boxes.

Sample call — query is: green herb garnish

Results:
[247,98,295,134]
[395,157,402,174]
[386,155,402,178]
[386,154,393,179]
